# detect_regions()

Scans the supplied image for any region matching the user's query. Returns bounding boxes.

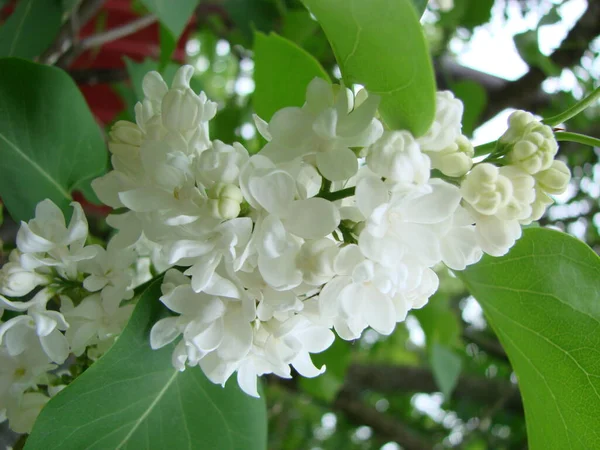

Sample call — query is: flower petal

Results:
[316,147,358,181]
[283,198,340,239]
[150,317,181,349]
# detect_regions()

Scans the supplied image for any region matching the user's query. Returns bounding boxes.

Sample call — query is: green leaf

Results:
[301,0,436,136]
[0,0,62,59]
[223,0,279,47]
[25,278,267,450]
[0,58,107,222]
[412,0,429,16]
[460,0,494,29]
[459,228,600,450]
[430,344,462,398]
[158,23,177,71]
[514,30,560,76]
[139,0,199,39]
[451,80,487,136]
[253,31,330,121]
[538,6,561,27]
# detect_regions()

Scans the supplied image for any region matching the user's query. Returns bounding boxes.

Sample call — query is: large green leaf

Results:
[412,0,429,16]
[0,0,62,59]
[459,228,600,449]
[0,58,107,221]
[223,0,279,47]
[253,31,330,121]
[25,279,267,450]
[139,0,199,39]
[301,0,436,136]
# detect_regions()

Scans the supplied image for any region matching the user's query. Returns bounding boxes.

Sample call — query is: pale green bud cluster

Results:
[207,182,244,220]
[427,134,474,177]
[500,111,558,175]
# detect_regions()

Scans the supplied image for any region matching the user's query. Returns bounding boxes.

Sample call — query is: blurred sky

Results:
[449,0,588,144]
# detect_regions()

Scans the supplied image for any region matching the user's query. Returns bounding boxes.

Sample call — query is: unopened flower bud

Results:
[500,110,558,174]
[0,262,49,297]
[162,88,203,132]
[508,126,557,174]
[417,91,464,152]
[497,166,535,221]
[521,187,553,225]
[142,71,168,102]
[208,183,243,220]
[461,163,513,215]
[500,110,536,143]
[171,65,194,90]
[366,131,430,185]
[296,239,338,286]
[109,121,142,147]
[427,134,474,177]
[535,160,571,195]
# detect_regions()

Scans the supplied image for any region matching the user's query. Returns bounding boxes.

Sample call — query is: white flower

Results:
[461,163,513,216]
[257,78,383,181]
[357,177,462,268]
[502,110,558,174]
[535,160,571,195]
[254,215,304,291]
[61,293,134,356]
[236,269,303,321]
[0,335,54,399]
[496,166,535,221]
[16,200,97,279]
[3,391,50,433]
[418,91,464,152]
[161,66,217,133]
[366,131,430,187]
[471,211,522,257]
[426,135,474,177]
[0,289,69,364]
[79,241,136,307]
[150,270,254,373]
[431,206,482,270]
[167,217,252,295]
[319,245,400,339]
[195,140,249,187]
[295,239,338,286]
[240,155,340,239]
[522,187,553,225]
[0,260,50,298]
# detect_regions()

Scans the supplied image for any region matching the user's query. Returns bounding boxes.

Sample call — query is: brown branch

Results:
[347,364,523,414]
[39,0,106,64]
[56,14,158,69]
[334,387,435,450]
[68,67,128,85]
[269,376,435,450]
[80,14,157,49]
[480,1,600,122]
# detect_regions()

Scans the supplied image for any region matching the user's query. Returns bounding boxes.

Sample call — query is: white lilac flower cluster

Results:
[0,201,145,432]
[0,65,571,430]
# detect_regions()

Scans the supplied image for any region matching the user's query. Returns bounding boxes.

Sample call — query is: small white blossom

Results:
[427,135,474,177]
[257,78,383,181]
[502,110,558,174]
[418,91,464,152]
[461,163,513,216]
[366,131,430,188]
